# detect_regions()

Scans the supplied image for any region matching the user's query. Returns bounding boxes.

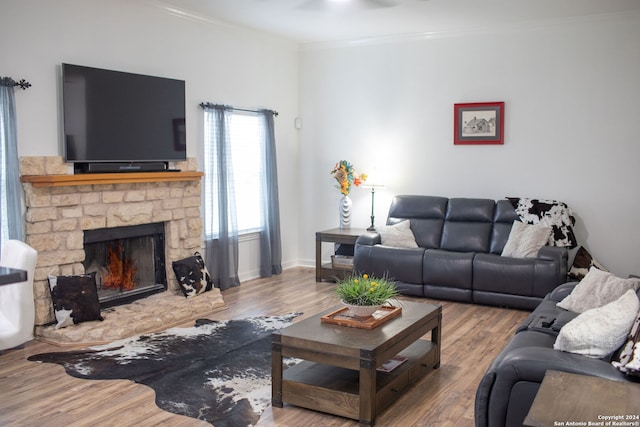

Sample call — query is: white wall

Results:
[4,2,640,279]
[1,0,300,280]
[298,13,640,277]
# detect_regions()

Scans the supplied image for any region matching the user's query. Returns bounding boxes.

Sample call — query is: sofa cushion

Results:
[423,249,473,290]
[567,246,607,281]
[557,267,640,313]
[473,253,561,300]
[554,289,639,358]
[490,200,521,254]
[501,221,552,258]
[377,220,418,248]
[388,195,448,220]
[359,245,425,285]
[441,222,492,253]
[408,218,445,248]
[440,198,494,253]
[387,195,448,249]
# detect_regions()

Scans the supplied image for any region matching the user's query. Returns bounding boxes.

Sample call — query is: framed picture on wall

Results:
[454,101,504,145]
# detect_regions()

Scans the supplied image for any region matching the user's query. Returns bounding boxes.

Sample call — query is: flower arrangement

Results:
[330,160,367,196]
[335,274,398,307]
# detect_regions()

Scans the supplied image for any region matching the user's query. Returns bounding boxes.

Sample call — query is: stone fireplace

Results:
[19,156,221,333]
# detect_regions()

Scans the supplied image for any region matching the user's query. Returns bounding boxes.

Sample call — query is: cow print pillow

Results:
[172,252,214,298]
[612,309,640,377]
[48,273,104,329]
[507,197,577,248]
[568,246,607,281]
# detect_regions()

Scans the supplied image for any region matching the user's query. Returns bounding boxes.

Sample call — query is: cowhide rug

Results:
[28,313,302,426]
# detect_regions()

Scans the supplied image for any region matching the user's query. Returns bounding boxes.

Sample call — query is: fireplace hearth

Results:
[84,223,167,308]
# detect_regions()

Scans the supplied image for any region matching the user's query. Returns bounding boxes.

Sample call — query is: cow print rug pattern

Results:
[28,313,302,427]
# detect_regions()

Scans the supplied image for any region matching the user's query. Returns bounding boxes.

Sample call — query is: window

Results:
[203,110,265,238]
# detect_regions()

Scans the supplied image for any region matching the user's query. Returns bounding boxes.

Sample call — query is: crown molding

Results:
[136,1,640,53]
[138,0,297,47]
[299,10,640,51]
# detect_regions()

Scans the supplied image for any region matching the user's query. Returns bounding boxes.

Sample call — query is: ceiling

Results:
[151,0,640,45]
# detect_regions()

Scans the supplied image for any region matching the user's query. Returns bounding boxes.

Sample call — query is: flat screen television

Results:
[62,63,186,173]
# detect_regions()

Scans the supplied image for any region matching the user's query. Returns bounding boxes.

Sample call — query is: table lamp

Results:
[364,181,384,231]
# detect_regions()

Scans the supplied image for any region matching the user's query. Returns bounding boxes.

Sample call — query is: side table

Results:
[524,370,640,426]
[316,228,368,282]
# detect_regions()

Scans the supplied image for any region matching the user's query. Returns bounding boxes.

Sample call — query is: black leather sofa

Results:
[353,195,568,310]
[474,282,640,427]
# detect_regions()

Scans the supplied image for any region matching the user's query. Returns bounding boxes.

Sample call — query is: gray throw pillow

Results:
[554,289,639,358]
[557,267,640,313]
[377,221,418,248]
[501,220,551,258]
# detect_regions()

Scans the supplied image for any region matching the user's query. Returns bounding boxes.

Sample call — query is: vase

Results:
[342,301,382,318]
[339,195,352,229]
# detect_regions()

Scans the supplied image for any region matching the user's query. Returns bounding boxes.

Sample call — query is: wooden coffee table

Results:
[271,301,442,426]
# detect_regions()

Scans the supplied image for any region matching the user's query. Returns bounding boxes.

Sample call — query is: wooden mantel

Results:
[20,171,204,188]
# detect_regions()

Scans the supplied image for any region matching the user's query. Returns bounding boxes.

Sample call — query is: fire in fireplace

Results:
[84,222,167,308]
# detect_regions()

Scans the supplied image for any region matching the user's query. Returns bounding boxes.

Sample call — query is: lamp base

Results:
[367,215,376,231]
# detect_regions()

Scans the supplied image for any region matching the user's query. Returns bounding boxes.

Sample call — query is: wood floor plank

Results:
[0,267,528,426]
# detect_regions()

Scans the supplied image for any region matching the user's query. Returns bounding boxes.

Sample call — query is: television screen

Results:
[62,63,186,167]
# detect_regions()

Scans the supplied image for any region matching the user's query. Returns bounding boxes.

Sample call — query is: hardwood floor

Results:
[0,267,528,426]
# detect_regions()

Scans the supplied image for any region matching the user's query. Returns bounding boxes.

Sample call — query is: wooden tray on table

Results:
[320,305,402,329]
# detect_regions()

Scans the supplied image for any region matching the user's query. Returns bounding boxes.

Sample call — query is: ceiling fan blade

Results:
[296,0,402,11]
[368,0,402,7]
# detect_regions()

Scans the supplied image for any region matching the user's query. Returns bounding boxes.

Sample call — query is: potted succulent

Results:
[335,274,399,317]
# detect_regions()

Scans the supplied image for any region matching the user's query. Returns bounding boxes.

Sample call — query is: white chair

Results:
[0,240,38,350]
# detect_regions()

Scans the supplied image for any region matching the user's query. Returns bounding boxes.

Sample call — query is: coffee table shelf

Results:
[281,340,437,420]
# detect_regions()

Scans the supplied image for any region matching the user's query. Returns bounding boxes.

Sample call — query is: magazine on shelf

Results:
[377,355,409,373]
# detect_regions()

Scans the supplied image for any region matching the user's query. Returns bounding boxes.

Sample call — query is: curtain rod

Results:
[0,77,32,90]
[199,102,278,117]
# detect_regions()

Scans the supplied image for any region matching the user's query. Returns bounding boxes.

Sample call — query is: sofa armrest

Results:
[537,245,568,279]
[548,281,579,302]
[537,245,567,262]
[355,231,381,246]
[476,346,628,427]
[496,347,627,384]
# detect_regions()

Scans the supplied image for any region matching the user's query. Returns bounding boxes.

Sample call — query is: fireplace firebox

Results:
[84,222,167,308]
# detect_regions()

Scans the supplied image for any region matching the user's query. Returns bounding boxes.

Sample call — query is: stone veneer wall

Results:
[20,156,204,326]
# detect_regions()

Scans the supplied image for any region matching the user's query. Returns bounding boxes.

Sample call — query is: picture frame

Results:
[454,101,504,145]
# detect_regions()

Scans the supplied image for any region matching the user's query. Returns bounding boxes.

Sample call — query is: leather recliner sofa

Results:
[474,282,640,427]
[353,195,568,310]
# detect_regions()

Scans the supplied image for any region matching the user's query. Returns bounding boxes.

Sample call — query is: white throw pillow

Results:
[554,289,640,358]
[557,267,640,313]
[377,220,419,248]
[501,220,552,258]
